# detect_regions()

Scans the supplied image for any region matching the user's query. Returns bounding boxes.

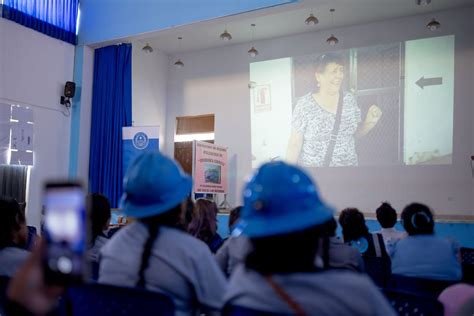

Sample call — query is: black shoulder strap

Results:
[136,225,160,288]
[323,93,344,167]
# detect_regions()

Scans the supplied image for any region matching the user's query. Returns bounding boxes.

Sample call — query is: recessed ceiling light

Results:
[220,30,232,41]
[305,13,319,26]
[416,0,432,5]
[426,18,441,30]
[326,34,339,46]
[142,43,153,53]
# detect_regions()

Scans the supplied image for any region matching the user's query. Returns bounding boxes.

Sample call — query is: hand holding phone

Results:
[42,182,87,284]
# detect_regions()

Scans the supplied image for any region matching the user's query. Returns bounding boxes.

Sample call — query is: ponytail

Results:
[136,225,160,288]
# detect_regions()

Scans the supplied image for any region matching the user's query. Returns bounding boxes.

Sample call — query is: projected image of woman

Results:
[286,53,382,167]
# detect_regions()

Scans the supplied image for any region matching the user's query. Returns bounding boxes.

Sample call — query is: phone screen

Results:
[43,183,86,283]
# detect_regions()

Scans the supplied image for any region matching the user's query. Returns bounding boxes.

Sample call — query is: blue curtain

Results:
[89,44,132,208]
[1,0,79,45]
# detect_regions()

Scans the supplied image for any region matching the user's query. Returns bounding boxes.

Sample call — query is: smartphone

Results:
[43,182,87,284]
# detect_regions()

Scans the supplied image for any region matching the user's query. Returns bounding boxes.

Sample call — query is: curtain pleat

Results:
[2,0,78,45]
[88,44,132,208]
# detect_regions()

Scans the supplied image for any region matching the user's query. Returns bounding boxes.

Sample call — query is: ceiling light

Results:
[142,43,153,53]
[305,13,319,26]
[426,18,441,31]
[326,34,339,46]
[220,29,232,41]
[248,24,259,58]
[416,0,431,5]
[326,9,338,46]
[174,59,184,68]
[248,47,259,58]
[174,37,184,68]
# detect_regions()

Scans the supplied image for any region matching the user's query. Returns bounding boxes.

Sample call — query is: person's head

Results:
[338,208,369,242]
[0,197,28,248]
[228,206,242,233]
[89,193,111,240]
[188,199,218,243]
[237,161,333,274]
[314,52,345,95]
[376,202,398,229]
[120,151,192,227]
[401,203,434,235]
[180,197,194,230]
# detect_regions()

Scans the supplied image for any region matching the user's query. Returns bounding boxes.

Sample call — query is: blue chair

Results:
[461,247,474,284]
[362,255,392,288]
[223,305,292,316]
[383,289,444,316]
[388,274,457,298]
[0,276,10,315]
[60,283,174,316]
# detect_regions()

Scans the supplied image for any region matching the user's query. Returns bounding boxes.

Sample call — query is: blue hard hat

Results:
[120,151,192,219]
[234,161,333,238]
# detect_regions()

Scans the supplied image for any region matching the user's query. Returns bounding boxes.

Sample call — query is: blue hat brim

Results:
[235,204,334,238]
[120,176,192,219]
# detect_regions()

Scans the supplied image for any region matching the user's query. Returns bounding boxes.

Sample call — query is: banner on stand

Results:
[122,126,159,175]
[193,140,228,194]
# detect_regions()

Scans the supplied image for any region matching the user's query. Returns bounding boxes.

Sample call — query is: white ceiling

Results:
[102,0,474,54]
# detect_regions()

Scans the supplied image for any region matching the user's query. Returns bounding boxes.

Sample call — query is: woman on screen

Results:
[286,52,382,167]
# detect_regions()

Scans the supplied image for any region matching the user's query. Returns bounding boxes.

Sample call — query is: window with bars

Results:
[0,103,32,203]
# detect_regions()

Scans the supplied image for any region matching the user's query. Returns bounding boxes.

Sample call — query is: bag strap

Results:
[265,276,308,316]
[372,233,382,258]
[323,92,344,167]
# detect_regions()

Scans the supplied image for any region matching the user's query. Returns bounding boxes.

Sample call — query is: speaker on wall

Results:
[64,81,76,98]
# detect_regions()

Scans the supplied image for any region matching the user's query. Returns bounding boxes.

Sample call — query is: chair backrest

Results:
[461,248,474,284]
[223,305,291,316]
[363,255,392,288]
[383,289,444,316]
[0,276,10,315]
[60,283,174,316]
[388,274,457,297]
[461,248,474,265]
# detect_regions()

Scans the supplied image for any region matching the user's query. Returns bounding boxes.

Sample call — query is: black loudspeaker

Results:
[64,81,76,98]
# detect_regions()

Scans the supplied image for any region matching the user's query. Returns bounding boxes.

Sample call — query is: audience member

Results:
[375,202,406,250]
[0,197,30,277]
[224,161,396,315]
[438,283,474,316]
[188,199,224,253]
[391,203,462,280]
[215,206,252,277]
[6,239,63,315]
[99,152,227,316]
[87,193,111,263]
[339,208,389,258]
[323,217,365,272]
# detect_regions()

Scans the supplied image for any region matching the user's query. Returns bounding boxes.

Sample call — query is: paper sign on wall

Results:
[9,105,34,166]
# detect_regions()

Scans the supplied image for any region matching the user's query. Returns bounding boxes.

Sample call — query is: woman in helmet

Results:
[223,161,395,315]
[391,203,462,281]
[98,152,227,316]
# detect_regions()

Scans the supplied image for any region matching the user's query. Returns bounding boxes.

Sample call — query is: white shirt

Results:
[215,236,252,277]
[99,222,227,316]
[225,266,397,316]
[0,247,29,277]
[376,227,406,253]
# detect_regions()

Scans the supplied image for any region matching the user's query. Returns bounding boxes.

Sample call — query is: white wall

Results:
[0,18,75,228]
[165,7,474,216]
[132,43,168,152]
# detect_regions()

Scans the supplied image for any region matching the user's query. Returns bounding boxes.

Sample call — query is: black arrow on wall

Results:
[415,76,443,89]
